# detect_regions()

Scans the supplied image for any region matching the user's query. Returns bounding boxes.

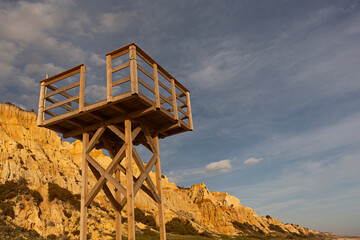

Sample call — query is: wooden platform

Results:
[37,43,193,147]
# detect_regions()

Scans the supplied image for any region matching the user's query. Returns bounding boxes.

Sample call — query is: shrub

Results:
[30,190,43,206]
[269,224,286,233]
[72,230,80,236]
[266,215,272,219]
[0,178,30,201]
[47,234,57,240]
[48,183,80,211]
[135,207,157,229]
[0,201,15,218]
[17,143,24,149]
[165,217,198,235]
[63,210,72,218]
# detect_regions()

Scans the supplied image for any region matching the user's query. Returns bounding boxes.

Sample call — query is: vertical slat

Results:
[129,45,138,95]
[80,133,89,240]
[79,65,86,111]
[154,134,166,240]
[37,82,46,126]
[125,119,135,240]
[171,79,179,120]
[107,55,112,102]
[186,91,193,130]
[115,168,122,240]
[153,63,161,108]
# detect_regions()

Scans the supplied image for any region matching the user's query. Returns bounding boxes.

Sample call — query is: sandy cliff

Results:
[0,103,323,239]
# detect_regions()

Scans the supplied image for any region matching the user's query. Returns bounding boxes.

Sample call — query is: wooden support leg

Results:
[115,168,122,240]
[80,133,89,240]
[125,119,135,240]
[154,134,166,240]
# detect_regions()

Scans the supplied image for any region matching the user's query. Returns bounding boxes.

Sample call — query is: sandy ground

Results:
[336,238,360,240]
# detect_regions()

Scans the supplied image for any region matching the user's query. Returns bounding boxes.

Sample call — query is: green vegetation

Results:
[48,182,80,211]
[165,217,198,235]
[135,207,158,229]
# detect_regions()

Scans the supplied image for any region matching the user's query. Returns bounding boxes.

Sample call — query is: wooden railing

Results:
[37,64,86,126]
[38,43,193,130]
[106,43,193,130]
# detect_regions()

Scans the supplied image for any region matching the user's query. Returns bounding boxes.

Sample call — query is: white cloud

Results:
[244,157,263,165]
[24,63,65,77]
[95,11,135,33]
[205,159,232,173]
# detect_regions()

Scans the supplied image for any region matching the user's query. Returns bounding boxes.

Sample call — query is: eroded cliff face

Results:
[0,103,321,238]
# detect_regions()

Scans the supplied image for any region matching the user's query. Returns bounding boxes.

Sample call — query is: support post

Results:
[185,91,193,130]
[37,82,46,126]
[129,45,138,95]
[79,65,86,112]
[115,168,122,240]
[107,55,112,102]
[153,63,161,109]
[80,133,89,240]
[125,119,135,240]
[154,134,166,240]
[170,79,179,121]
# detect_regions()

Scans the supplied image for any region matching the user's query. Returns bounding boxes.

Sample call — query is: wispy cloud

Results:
[244,157,263,165]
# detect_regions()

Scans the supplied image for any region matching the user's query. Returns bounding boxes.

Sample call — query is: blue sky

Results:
[0,0,359,235]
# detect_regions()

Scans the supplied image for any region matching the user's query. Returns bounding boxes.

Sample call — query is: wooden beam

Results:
[129,45,138,95]
[45,81,80,98]
[46,97,74,112]
[138,78,155,94]
[154,134,166,240]
[115,167,122,240]
[110,105,127,114]
[112,76,130,87]
[186,91,193,130]
[85,144,126,207]
[108,125,125,142]
[40,64,83,86]
[44,95,79,111]
[107,54,112,102]
[171,79,179,120]
[37,82,46,126]
[86,126,106,153]
[125,119,135,240]
[138,65,154,80]
[63,106,156,138]
[79,65,86,111]
[80,133,89,240]
[153,63,161,108]
[47,84,89,107]
[112,62,130,73]
[88,163,121,211]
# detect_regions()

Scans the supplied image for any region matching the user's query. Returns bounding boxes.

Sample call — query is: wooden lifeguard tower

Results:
[37,43,193,240]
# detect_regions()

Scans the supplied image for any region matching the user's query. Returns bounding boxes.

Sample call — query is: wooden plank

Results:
[63,106,156,138]
[186,91,193,130]
[129,45,138,95]
[85,144,126,207]
[177,96,186,105]
[45,82,80,98]
[160,95,172,106]
[138,65,154,80]
[88,163,121,211]
[107,55,112,102]
[158,81,172,95]
[37,83,46,126]
[106,44,131,59]
[80,133,89,240]
[79,65,86,111]
[180,115,189,120]
[154,134,166,240]
[86,154,127,196]
[41,65,82,86]
[125,119,135,240]
[115,167,122,240]
[46,97,74,112]
[86,126,106,153]
[132,147,161,203]
[112,76,130,87]
[131,126,142,140]
[44,110,59,117]
[153,63,161,108]
[171,79,179,120]
[178,108,188,117]
[110,104,127,114]
[47,84,89,107]
[138,78,155,93]
[112,62,130,73]
[142,125,157,154]
[44,95,78,111]
[108,125,125,141]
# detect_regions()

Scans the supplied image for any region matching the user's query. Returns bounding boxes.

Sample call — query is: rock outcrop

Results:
[0,103,323,239]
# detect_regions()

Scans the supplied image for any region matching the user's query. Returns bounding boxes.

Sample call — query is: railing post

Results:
[170,79,179,120]
[80,132,89,240]
[129,45,138,95]
[153,63,161,109]
[107,55,112,102]
[37,82,46,126]
[79,65,86,112]
[186,91,193,130]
